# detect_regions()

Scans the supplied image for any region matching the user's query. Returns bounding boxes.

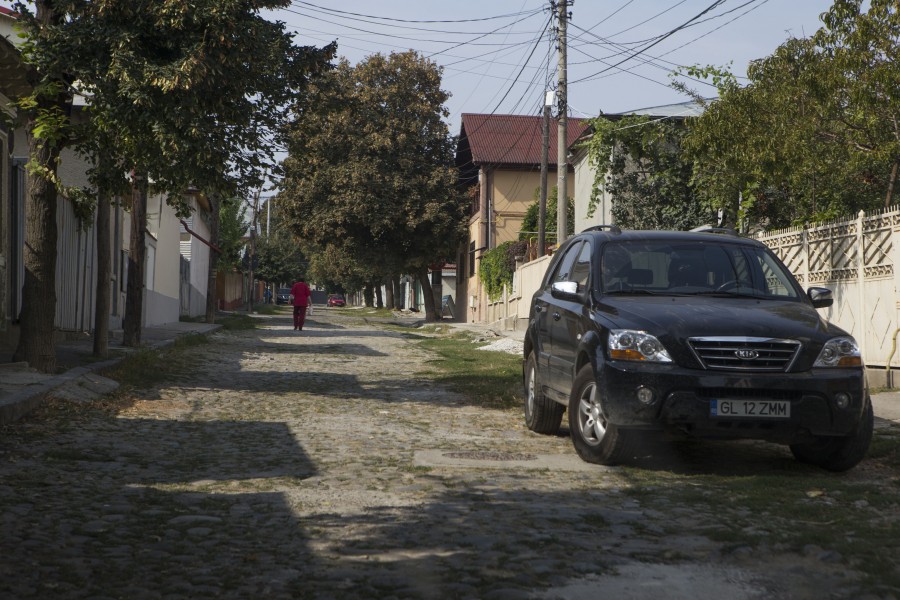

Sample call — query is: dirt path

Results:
[0,310,896,599]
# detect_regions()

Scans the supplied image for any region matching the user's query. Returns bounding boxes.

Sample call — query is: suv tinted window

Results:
[570,242,592,292]
[600,240,800,299]
[548,241,583,288]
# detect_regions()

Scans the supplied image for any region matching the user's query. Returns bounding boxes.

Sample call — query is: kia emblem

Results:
[736,348,759,360]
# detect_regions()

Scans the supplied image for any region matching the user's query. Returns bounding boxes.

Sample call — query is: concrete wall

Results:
[573,149,613,233]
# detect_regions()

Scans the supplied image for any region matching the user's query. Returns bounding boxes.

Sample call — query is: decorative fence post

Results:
[856,210,866,359]
[801,228,809,288]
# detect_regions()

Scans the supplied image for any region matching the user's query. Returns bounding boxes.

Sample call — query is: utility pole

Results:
[556,0,569,247]
[539,90,552,258]
[247,188,261,311]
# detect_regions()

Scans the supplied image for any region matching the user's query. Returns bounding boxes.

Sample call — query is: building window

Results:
[468,184,480,216]
[469,240,476,276]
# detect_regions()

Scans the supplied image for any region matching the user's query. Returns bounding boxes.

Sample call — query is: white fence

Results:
[758,208,899,384]
[484,254,551,329]
[487,207,900,385]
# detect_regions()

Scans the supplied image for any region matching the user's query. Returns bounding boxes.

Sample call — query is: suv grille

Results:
[688,337,801,372]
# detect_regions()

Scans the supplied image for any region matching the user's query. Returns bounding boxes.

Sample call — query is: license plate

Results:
[710,399,790,418]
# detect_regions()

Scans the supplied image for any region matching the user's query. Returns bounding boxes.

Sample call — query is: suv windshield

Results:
[600,240,801,299]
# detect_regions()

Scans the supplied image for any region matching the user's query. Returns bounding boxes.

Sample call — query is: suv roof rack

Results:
[581,224,622,235]
[690,225,739,236]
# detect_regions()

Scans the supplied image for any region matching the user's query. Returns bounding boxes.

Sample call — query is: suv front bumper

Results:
[597,360,867,442]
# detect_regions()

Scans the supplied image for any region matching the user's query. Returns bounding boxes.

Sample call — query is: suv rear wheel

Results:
[569,364,639,465]
[524,353,564,434]
[789,398,874,472]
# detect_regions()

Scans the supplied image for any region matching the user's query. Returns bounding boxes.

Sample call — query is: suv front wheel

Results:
[524,353,564,434]
[569,364,639,465]
[789,398,874,472]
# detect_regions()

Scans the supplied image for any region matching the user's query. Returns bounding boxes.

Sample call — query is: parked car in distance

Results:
[327,294,346,307]
[523,225,873,472]
[276,288,292,305]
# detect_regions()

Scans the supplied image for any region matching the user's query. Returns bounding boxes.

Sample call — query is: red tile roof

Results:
[459,113,590,167]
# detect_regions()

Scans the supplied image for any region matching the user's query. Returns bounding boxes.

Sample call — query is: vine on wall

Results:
[479,240,528,301]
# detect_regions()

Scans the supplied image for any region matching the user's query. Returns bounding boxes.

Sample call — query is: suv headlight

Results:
[814,336,862,367]
[609,330,672,363]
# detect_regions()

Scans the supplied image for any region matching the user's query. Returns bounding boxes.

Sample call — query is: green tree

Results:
[584,115,712,230]
[254,231,307,286]
[9,1,76,372]
[520,186,573,244]
[816,0,900,208]
[306,245,371,300]
[680,1,899,230]
[11,0,335,361]
[281,51,466,321]
[217,199,249,272]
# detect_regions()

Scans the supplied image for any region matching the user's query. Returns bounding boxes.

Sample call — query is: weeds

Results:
[216,313,258,330]
[414,333,522,409]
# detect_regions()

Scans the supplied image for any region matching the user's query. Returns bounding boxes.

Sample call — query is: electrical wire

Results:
[569,0,729,85]
[282,6,544,47]
[568,0,768,86]
[289,1,545,35]
[291,1,543,25]
[486,12,553,114]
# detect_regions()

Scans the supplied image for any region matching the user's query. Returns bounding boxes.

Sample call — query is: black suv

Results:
[523,226,873,471]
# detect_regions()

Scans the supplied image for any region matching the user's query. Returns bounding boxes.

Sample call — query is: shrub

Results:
[479,240,528,300]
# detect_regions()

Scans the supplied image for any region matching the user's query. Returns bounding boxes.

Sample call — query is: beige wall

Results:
[490,169,541,245]
[466,165,575,323]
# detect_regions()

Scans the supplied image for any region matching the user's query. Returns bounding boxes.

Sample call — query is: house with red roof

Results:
[454,113,589,323]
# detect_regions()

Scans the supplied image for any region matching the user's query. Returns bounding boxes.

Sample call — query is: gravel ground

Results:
[0,310,896,599]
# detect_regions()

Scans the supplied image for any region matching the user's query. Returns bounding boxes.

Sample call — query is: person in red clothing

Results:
[289,277,312,331]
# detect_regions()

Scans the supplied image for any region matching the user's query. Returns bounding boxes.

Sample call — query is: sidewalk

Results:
[0,321,220,424]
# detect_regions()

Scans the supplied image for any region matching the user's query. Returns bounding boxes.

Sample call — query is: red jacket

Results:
[290,281,312,307]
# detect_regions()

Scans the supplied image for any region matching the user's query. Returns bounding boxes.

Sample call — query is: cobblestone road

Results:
[1,311,896,599]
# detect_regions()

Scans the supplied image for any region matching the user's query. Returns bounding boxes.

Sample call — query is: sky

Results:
[266,0,838,134]
[0,0,838,138]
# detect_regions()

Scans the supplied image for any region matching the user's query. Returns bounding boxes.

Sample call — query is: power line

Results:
[282,6,544,47]
[567,0,768,87]
[291,1,544,25]
[427,9,546,58]
[569,0,729,85]
[602,0,691,40]
[582,0,637,30]
[290,1,544,35]
[486,12,553,114]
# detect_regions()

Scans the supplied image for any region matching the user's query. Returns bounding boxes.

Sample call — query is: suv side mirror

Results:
[551,281,581,301]
[808,287,833,309]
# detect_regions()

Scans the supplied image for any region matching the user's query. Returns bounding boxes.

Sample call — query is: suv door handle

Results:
[552,312,561,321]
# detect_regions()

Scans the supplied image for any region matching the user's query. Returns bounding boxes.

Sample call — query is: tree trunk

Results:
[375,281,383,308]
[391,274,402,309]
[123,175,148,347]
[92,190,111,358]
[885,160,899,209]
[363,283,374,308]
[417,265,438,322]
[205,193,221,323]
[13,129,62,372]
[13,44,71,372]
